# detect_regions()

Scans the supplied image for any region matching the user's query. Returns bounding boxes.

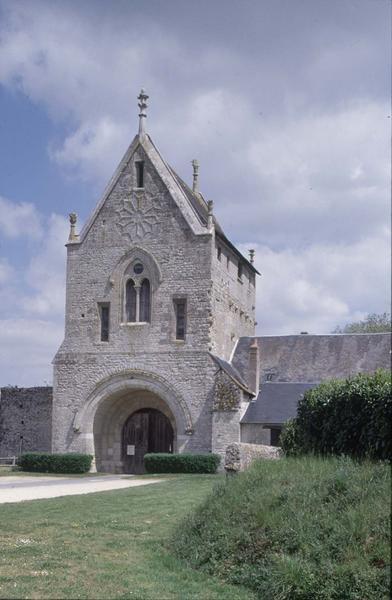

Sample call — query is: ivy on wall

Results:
[214,371,241,410]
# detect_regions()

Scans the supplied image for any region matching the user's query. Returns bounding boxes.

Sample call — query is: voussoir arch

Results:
[72,369,193,435]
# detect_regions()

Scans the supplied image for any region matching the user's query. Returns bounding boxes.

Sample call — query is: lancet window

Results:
[125,280,137,322]
[124,261,151,323]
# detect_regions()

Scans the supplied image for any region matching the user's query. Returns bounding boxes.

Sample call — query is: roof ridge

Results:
[252,332,391,338]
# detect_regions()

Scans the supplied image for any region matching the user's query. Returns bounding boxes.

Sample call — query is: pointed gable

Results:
[70,89,258,275]
[75,133,208,245]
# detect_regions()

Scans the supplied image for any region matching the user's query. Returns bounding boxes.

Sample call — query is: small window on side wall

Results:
[217,246,222,261]
[99,304,110,342]
[174,299,186,340]
[135,160,144,188]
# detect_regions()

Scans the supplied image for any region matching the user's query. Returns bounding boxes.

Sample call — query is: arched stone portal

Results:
[72,370,193,473]
[93,389,177,472]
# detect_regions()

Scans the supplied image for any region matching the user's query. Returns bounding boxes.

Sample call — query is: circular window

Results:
[133,263,144,275]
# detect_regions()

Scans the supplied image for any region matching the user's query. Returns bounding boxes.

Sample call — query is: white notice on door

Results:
[127,445,135,455]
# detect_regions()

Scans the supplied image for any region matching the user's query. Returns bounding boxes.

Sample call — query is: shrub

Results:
[280,369,391,460]
[18,452,93,473]
[172,456,390,599]
[279,419,301,456]
[144,453,220,474]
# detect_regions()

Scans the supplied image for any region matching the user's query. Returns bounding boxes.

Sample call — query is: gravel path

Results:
[0,475,163,504]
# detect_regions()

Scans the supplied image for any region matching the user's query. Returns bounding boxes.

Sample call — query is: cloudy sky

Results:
[0,0,390,386]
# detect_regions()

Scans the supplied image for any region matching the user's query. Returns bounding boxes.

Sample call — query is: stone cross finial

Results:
[249,249,255,264]
[68,212,78,241]
[138,88,149,137]
[191,159,199,193]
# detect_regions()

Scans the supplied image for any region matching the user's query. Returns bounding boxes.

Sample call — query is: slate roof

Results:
[241,382,316,424]
[233,333,391,385]
[209,353,255,395]
[236,333,390,425]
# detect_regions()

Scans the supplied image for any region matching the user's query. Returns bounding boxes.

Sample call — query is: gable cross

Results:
[138,89,149,137]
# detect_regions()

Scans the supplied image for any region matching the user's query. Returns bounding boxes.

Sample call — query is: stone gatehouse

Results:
[52,90,256,472]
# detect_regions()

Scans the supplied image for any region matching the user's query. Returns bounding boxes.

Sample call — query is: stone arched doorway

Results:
[71,370,193,473]
[122,408,174,473]
[93,389,177,473]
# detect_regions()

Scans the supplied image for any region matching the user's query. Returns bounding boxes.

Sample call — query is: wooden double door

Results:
[122,408,174,474]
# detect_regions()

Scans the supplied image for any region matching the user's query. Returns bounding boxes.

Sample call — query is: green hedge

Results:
[280,369,391,460]
[17,452,93,473]
[144,453,220,473]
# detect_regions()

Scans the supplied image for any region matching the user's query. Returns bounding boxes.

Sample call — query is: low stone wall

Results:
[225,442,281,472]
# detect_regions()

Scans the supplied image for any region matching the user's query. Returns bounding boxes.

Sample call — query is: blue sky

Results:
[0,0,390,385]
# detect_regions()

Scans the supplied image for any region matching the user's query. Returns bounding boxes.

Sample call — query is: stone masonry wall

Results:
[53,135,252,467]
[59,145,212,356]
[240,423,270,445]
[0,387,52,456]
[53,351,216,456]
[209,238,256,360]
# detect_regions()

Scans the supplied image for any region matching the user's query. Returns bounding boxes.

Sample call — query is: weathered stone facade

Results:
[0,387,52,456]
[52,99,256,471]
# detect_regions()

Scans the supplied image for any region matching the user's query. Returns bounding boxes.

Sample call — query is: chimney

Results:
[248,339,260,396]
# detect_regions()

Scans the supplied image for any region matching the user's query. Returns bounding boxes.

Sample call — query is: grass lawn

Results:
[0,474,254,599]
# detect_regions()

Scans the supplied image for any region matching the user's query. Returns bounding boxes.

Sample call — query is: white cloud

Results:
[219,99,390,248]
[241,229,391,335]
[0,196,42,239]
[0,197,67,385]
[0,318,63,386]
[50,117,132,182]
[0,258,13,284]
[22,213,68,316]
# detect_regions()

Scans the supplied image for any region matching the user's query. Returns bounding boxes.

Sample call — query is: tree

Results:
[333,312,391,334]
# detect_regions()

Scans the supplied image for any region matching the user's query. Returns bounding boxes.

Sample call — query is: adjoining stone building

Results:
[235,333,391,445]
[0,91,390,471]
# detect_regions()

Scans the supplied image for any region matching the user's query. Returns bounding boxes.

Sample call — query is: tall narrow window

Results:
[126,280,137,322]
[174,299,186,340]
[217,246,222,261]
[139,279,151,322]
[135,161,144,188]
[100,304,110,341]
